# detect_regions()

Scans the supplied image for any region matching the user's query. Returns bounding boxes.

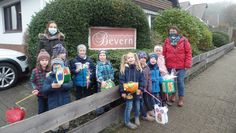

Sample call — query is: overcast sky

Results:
[179,0,236,4]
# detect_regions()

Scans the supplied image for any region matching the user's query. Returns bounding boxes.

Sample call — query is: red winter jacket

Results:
[163,37,192,69]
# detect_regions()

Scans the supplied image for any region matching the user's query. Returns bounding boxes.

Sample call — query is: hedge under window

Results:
[4,2,22,32]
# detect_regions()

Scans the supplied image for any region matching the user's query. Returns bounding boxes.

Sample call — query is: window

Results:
[4,2,22,32]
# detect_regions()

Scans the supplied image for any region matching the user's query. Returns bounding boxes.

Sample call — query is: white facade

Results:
[0,0,50,45]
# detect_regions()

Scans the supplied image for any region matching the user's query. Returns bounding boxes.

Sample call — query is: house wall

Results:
[0,0,45,53]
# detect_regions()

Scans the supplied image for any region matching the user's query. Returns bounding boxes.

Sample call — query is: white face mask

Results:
[48,28,58,35]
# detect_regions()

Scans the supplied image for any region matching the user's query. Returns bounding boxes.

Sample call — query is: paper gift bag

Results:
[63,67,71,83]
[154,104,168,124]
[162,79,176,94]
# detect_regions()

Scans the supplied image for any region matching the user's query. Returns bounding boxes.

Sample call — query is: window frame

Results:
[3,1,22,33]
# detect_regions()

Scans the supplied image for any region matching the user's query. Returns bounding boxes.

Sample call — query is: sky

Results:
[179,0,236,4]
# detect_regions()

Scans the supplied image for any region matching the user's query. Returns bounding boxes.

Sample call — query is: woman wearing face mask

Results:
[163,26,192,107]
[38,21,65,56]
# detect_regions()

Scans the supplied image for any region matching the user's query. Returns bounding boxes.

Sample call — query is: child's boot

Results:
[135,117,140,126]
[178,96,184,107]
[126,122,137,129]
[170,93,176,102]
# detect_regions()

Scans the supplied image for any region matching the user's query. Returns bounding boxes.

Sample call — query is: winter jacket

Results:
[119,64,145,99]
[38,33,65,56]
[70,55,95,87]
[142,64,152,92]
[41,72,72,110]
[148,63,163,93]
[163,37,192,69]
[96,61,114,82]
[30,67,50,97]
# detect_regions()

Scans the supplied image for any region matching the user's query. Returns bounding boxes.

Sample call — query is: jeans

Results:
[38,96,48,114]
[75,86,91,100]
[124,99,140,125]
[151,93,161,107]
[168,68,186,97]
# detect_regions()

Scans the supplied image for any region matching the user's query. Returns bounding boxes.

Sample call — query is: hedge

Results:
[27,0,151,69]
[152,8,213,55]
[212,31,229,47]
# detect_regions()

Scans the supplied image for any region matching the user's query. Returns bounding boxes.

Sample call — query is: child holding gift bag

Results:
[30,49,50,114]
[96,50,115,92]
[70,44,95,99]
[147,53,163,115]
[119,52,145,129]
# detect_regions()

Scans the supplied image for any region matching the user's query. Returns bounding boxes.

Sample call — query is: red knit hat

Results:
[37,49,50,62]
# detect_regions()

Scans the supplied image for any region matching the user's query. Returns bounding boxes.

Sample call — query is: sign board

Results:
[89,27,136,50]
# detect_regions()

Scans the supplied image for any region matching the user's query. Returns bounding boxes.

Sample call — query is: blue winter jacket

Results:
[96,61,114,82]
[119,64,145,99]
[41,72,73,110]
[70,55,95,87]
[148,63,163,93]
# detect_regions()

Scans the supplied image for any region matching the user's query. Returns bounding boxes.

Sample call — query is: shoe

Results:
[126,122,137,129]
[147,110,155,117]
[135,117,140,126]
[166,101,172,106]
[170,94,176,102]
[178,96,184,107]
[142,114,155,121]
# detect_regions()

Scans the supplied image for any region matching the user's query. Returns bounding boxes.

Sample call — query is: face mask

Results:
[169,33,178,39]
[48,28,58,35]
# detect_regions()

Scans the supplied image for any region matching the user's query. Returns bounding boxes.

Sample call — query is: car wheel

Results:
[0,63,18,90]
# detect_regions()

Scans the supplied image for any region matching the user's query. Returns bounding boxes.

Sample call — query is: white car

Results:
[0,49,29,90]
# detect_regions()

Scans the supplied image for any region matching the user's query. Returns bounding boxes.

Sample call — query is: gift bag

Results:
[162,79,176,94]
[63,67,71,83]
[101,80,115,91]
[123,82,139,94]
[154,104,168,124]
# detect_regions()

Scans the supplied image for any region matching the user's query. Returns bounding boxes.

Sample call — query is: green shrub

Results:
[152,8,213,56]
[27,0,151,68]
[212,32,229,47]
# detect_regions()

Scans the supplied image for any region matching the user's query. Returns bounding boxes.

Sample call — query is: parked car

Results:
[0,49,29,90]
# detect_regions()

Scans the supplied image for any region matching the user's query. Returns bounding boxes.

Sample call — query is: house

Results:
[180,1,208,24]
[0,0,178,53]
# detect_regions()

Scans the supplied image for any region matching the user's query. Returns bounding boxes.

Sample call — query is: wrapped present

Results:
[101,80,115,91]
[63,67,71,83]
[123,82,139,94]
[162,79,176,94]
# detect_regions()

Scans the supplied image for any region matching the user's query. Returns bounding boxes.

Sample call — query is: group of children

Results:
[31,21,170,130]
[118,45,169,129]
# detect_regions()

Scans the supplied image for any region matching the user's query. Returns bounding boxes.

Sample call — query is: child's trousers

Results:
[124,99,140,125]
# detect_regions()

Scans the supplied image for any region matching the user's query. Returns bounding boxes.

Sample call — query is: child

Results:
[148,53,163,115]
[38,21,65,56]
[137,51,155,121]
[119,52,145,129]
[42,58,73,132]
[95,50,114,115]
[52,43,69,67]
[154,45,172,106]
[96,50,114,92]
[30,49,50,114]
[154,45,168,77]
[70,44,95,100]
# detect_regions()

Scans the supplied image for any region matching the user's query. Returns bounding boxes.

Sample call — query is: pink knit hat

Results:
[37,49,50,62]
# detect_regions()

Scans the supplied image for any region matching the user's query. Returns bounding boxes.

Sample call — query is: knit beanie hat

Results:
[98,50,108,56]
[37,49,50,62]
[149,52,158,60]
[137,51,148,59]
[52,43,66,57]
[51,58,64,68]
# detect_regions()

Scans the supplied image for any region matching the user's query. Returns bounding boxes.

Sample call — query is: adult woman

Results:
[38,21,65,56]
[163,26,192,107]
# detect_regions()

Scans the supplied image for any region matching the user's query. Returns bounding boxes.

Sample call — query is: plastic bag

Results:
[154,104,168,124]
